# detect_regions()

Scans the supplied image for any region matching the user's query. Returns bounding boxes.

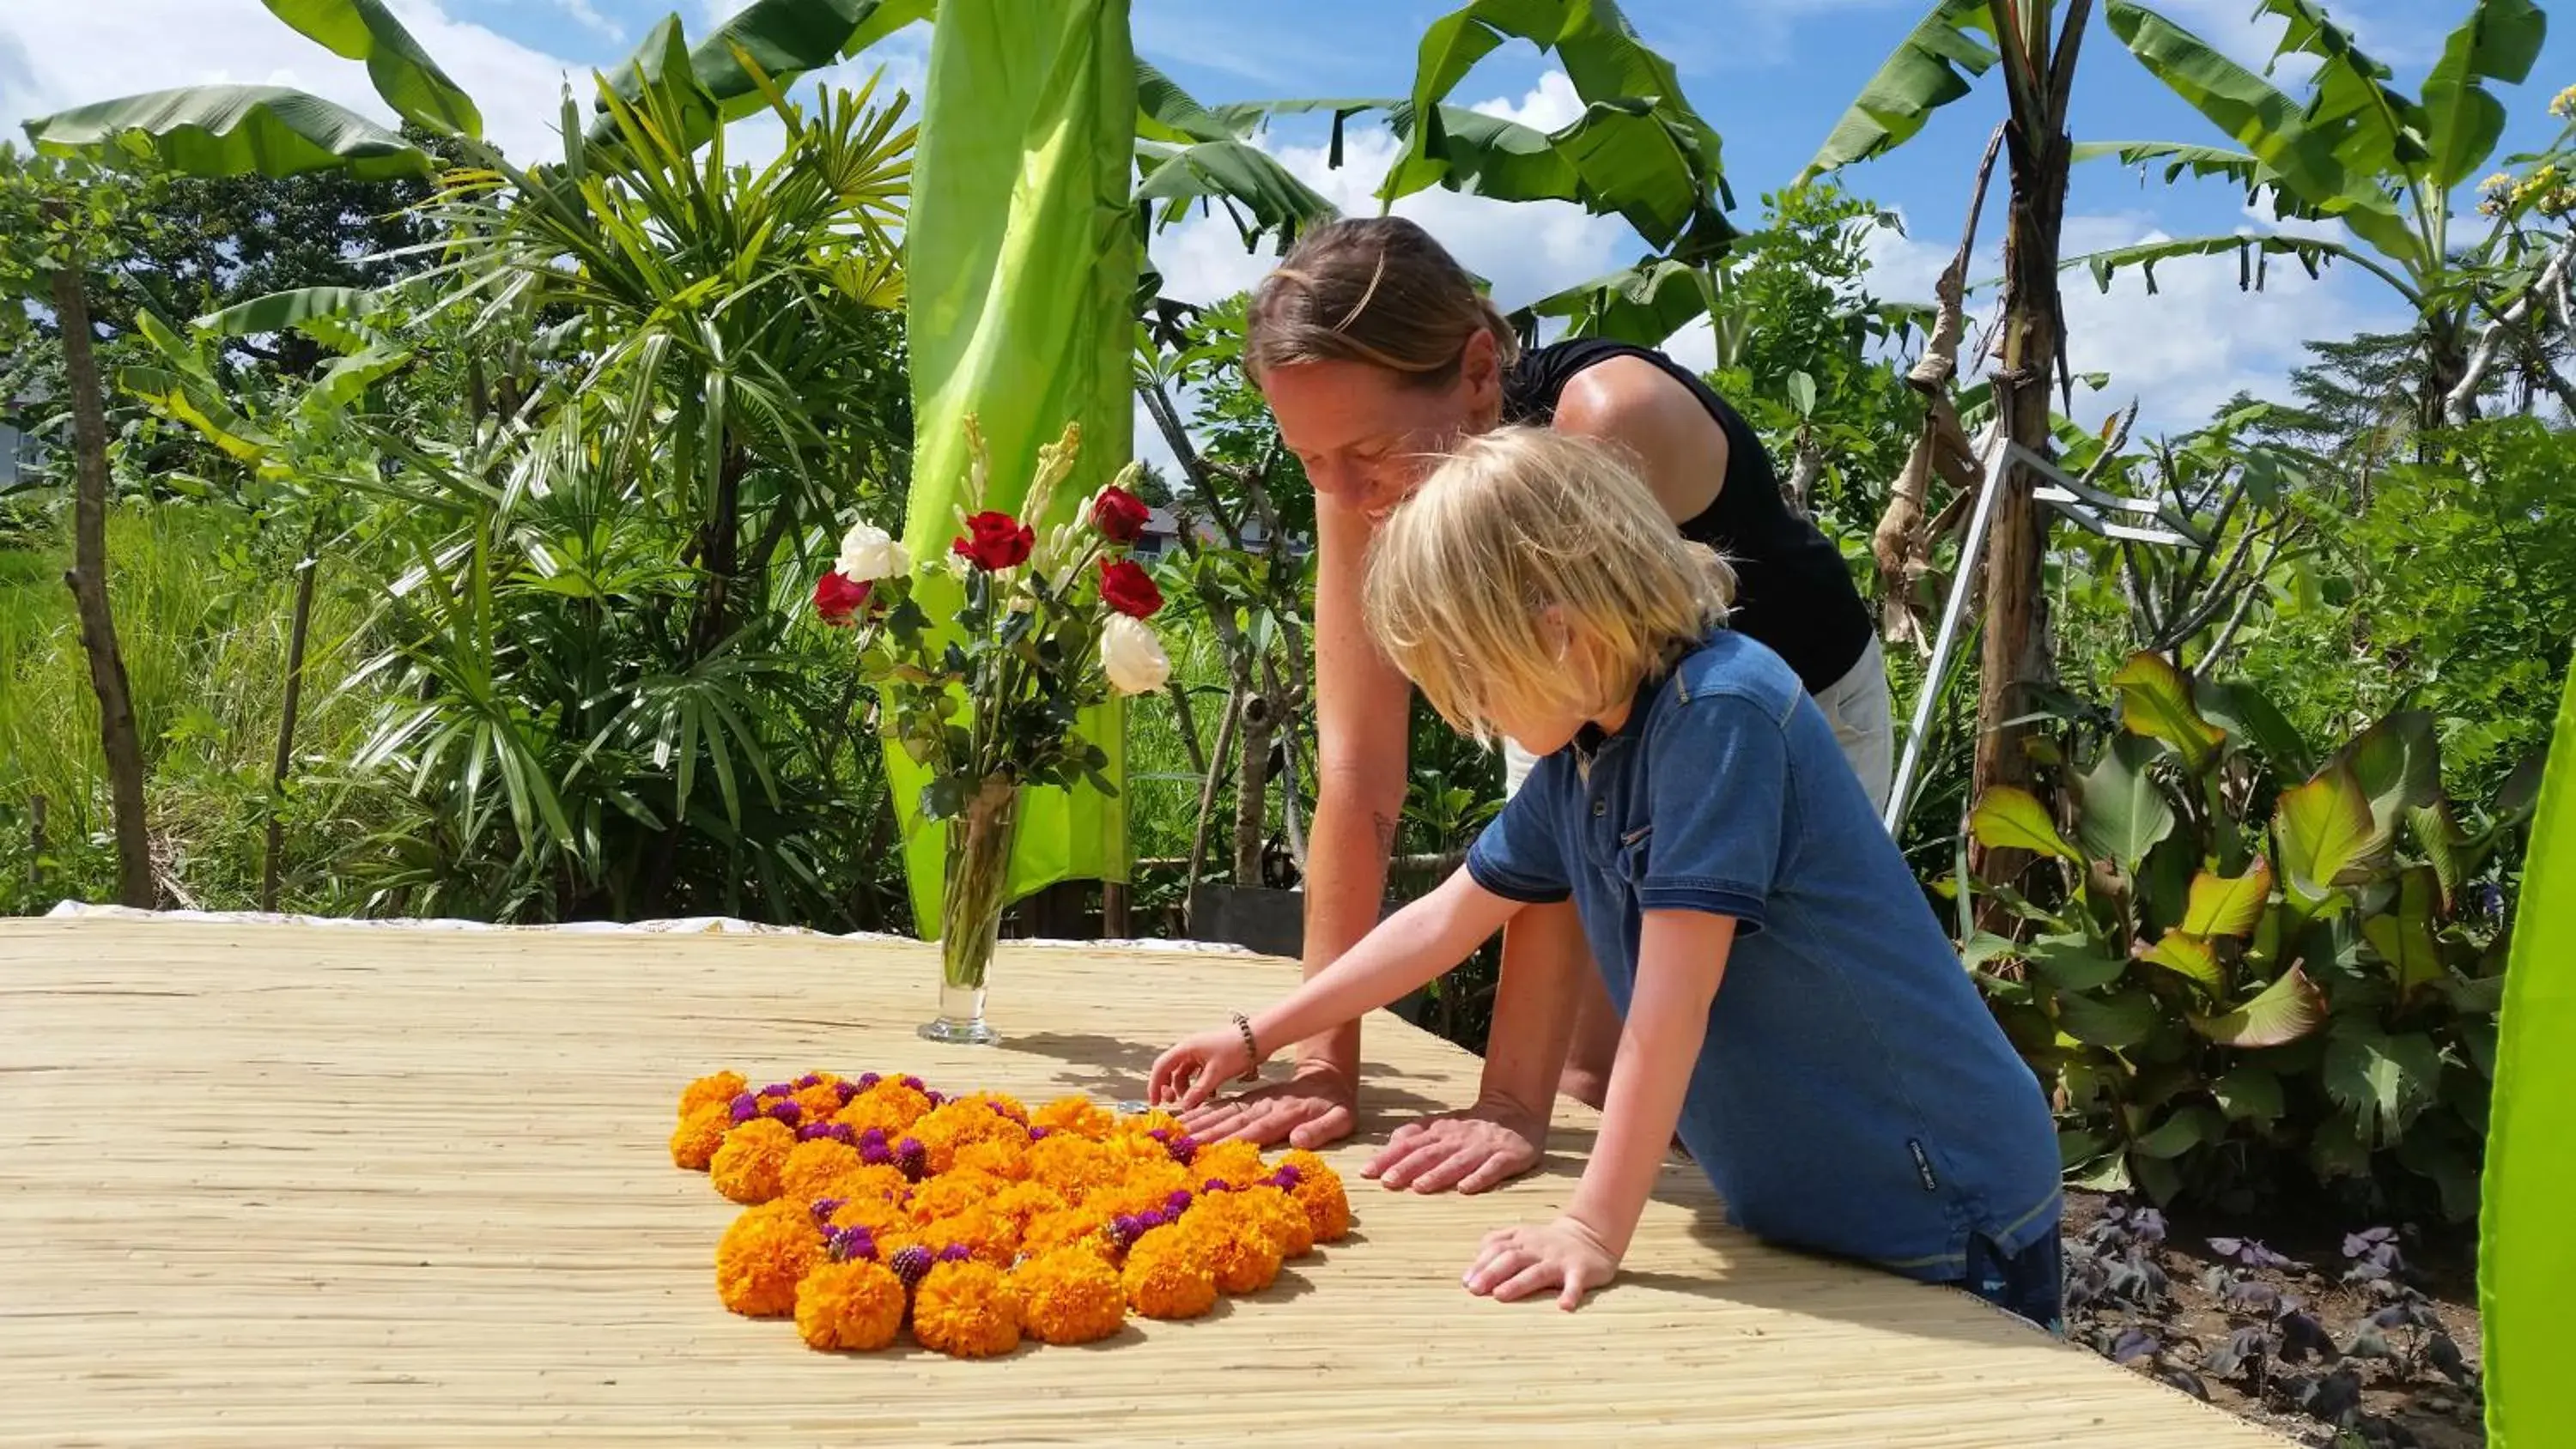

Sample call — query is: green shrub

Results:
[1966,652,2521,1222]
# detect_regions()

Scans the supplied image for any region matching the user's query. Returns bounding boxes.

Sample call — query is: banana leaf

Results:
[894,0,1138,932]
[2482,658,2576,1445]
[258,0,483,138]
[23,85,435,182]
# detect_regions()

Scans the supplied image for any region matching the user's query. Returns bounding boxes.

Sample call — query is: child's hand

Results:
[1148,1028,1255,1111]
[1462,1216,1620,1311]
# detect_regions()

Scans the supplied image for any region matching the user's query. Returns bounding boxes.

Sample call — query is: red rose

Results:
[1090,486,1151,544]
[813,569,872,626]
[1097,558,1163,619]
[951,510,1036,571]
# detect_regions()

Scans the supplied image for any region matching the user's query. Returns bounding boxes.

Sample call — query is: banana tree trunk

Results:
[49,246,155,910]
[1968,0,2084,893]
[261,518,325,912]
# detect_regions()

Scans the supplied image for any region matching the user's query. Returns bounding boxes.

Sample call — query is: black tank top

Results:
[1501,337,1874,694]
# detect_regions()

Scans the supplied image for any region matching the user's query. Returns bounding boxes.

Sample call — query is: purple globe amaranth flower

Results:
[888,1245,933,1288]
[1268,1165,1304,1191]
[1146,1127,1172,1143]
[900,1076,926,1093]
[794,1072,824,1090]
[858,1072,883,1090]
[796,1122,832,1143]
[1027,1125,1054,1143]
[936,1243,975,1264]
[834,1080,861,1106]
[1163,1190,1194,1216]
[727,1093,761,1125]
[1165,1135,1199,1166]
[922,1090,945,1108]
[811,1197,847,1227]
[856,1127,893,1167]
[1108,1215,1145,1251]
[1136,1209,1169,1232]
[767,1100,804,1128]
[760,1082,794,1100]
[1200,1179,1233,1195]
[895,1137,928,1182]
[826,1226,878,1264]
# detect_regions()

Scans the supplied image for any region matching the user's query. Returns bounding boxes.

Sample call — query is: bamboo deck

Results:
[0,916,2291,1447]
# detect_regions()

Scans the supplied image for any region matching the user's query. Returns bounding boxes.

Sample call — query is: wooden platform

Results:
[0,917,2288,1446]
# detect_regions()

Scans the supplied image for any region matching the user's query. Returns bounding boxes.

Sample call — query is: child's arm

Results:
[1151,868,1525,1111]
[1464,908,1735,1309]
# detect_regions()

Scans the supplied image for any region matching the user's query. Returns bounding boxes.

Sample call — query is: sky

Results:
[3,0,2569,453]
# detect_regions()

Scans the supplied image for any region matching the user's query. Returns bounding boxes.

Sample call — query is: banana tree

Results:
[2081,0,2556,436]
[1803,0,2097,888]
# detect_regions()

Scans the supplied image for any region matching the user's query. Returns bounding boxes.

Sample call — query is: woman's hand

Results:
[1177,1060,1358,1150]
[1147,1028,1255,1112]
[1363,1098,1544,1194]
[1462,1216,1621,1310]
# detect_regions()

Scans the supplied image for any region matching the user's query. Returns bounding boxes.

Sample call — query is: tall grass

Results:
[0,506,392,914]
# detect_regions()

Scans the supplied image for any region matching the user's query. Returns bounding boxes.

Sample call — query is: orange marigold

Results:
[714,1200,823,1317]
[911,1100,1027,1174]
[794,1258,906,1352]
[1190,1139,1270,1191]
[911,1260,1023,1358]
[678,1070,748,1120]
[819,1162,910,1208]
[986,1180,1068,1232]
[922,1205,1017,1267]
[779,1139,866,1203]
[1025,1135,1121,1203]
[1188,1204,1284,1294]
[791,1082,845,1125]
[825,1194,912,1239]
[907,1167,1005,1225]
[710,1117,797,1204]
[1118,1106,1184,1137]
[1121,1225,1217,1319]
[1032,1094,1115,1139]
[1236,1184,1315,1259]
[670,1101,732,1172]
[1013,1247,1127,1345]
[952,1139,1033,1183]
[1279,1150,1352,1243]
[838,1079,932,1135]
[1021,1206,1115,1261]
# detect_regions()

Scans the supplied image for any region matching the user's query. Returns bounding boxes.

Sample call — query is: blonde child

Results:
[1150,427,2063,1325]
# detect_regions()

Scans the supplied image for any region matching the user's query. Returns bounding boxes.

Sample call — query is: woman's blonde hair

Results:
[1246,217,1521,389]
[1364,427,1736,744]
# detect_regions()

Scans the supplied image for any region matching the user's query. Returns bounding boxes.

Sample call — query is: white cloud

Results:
[1851,207,2402,439]
[1149,71,1628,312]
[0,0,586,168]
[550,0,625,45]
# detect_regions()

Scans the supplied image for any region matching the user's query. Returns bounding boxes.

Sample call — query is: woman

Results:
[1176,217,1893,1193]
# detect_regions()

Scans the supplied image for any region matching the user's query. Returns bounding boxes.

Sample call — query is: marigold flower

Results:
[1191,1139,1268,1190]
[670,1102,732,1171]
[953,1138,1034,1182]
[1187,1197,1285,1293]
[912,1259,1024,1358]
[792,1082,846,1125]
[923,1205,1018,1267]
[987,1180,1069,1231]
[1032,1095,1115,1139]
[1026,1134,1121,1202]
[715,1200,823,1317]
[780,1139,866,1203]
[839,1079,933,1135]
[907,1167,1004,1224]
[1022,1206,1115,1261]
[1237,1184,1315,1259]
[1278,1150,1352,1243]
[823,1162,910,1207]
[710,1118,798,1204]
[1121,1225,1218,1319]
[826,1194,913,1240]
[679,1070,749,1120]
[1015,1247,1129,1345]
[795,1258,907,1351]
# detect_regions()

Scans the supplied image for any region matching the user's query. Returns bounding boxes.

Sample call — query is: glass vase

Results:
[918,776,1018,1045]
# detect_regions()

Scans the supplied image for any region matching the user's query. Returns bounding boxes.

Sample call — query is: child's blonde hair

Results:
[1364,426,1736,744]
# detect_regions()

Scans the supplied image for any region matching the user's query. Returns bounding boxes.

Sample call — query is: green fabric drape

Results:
[2482,656,2576,1447]
[894,0,1138,934]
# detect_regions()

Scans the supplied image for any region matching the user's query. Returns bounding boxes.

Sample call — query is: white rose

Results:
[836,521,910,582]
[1100,614,1172,695]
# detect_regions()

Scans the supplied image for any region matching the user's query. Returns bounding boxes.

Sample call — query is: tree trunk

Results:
[1968,5,2080,895]
[51,257,155,910]
[261,518,325,912]
[1233,694,1275,886]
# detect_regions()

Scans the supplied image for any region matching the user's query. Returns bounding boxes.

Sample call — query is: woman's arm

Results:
[1178,492,1413,1148]
[1153,870,1524,1110]
[1463,909,1735,1307]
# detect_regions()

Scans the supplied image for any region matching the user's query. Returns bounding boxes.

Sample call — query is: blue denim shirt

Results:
[1466,630,2061,1279]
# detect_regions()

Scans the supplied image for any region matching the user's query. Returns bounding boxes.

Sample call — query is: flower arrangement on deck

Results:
[811,421,1171,1046]
[672,1070,1352,1357]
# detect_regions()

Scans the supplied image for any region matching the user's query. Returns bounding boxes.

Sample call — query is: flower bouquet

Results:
[817,421,1170,1044]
